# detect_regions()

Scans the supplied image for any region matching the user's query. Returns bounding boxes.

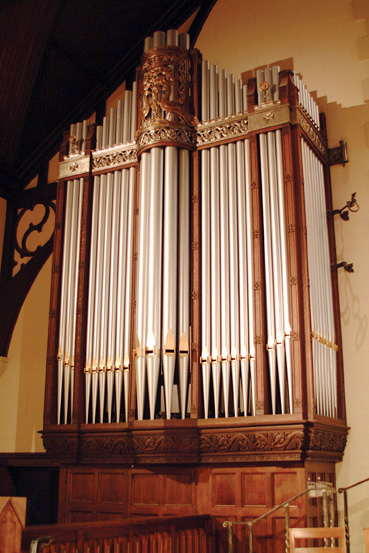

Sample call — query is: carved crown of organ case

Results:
[43,30,348,464]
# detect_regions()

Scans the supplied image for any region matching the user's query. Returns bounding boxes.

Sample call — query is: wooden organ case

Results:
[43,30,348,550]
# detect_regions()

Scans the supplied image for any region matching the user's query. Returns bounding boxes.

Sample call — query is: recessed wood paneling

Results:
[272,472,298,506]
[98,512,126,521]
[212,473,236,506]
[132,474,161,505]
[70,510,94,522]
[242,472,267,507]
[70,472,94,503]
[98,472,127,504]
[164,473,193,506]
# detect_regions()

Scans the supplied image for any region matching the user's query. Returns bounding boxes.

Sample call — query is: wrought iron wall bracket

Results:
[328,139,348,166]
[331,261,354,273]
[328,192,358,221]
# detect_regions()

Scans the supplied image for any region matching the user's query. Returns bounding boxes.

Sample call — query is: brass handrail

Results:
[223,481,335,553]
[338,476,369,553]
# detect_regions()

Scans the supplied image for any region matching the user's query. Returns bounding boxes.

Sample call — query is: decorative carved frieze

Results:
[136,125,195,151]
[92,143,137,171]
[196,114,248,147]
[200,429,304,454]
[42,421,348,464]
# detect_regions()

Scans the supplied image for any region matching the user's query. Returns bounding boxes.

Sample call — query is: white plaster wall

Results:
[0,256,51,452]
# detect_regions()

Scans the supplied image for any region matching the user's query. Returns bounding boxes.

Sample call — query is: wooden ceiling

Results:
[0,0,216,197]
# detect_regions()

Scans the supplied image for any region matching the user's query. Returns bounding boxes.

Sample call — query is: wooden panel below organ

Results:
[58,462,334,552]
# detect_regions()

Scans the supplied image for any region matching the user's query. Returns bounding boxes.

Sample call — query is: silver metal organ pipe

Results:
[244,139,256,415]
[99,173,114,422]
[136,152,150,420]
[116,100,123,144]
[130,82,137,141]
[272,66,280,101]
[179,32,190,50]
[236,140,250,416]
[267,132,286,414]
[162,146,178,419]
[122,167,136,422]
[57,181,73,423]
[209,64,221,418]
[235,79,242,113]
[227,141,240,416]
[302,139,322,415]
[227,74,235,116]
[115,170,129,420]
[63,178,82,423]
[201,60,211,418]
[123,91,131,143]
[275,130,293,413]
[259,133,277,414]
[106,171,121,423]
[178,149,190,419]
[85,177,100,422]
[109,108,117,146]
[67,178,84,421]
[146,148,164,420]
[102,116,109,148]
[264,68,273,103]
[218,69,231,417]
[242,84,248,113]
[90,172,107,423]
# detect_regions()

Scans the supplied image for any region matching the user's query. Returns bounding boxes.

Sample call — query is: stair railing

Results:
[338,476,369,553]
[223,480,335,553]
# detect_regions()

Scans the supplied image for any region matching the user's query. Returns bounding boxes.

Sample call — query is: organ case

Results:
[42,31,347,524]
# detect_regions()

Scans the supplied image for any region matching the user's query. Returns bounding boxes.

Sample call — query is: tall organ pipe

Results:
[91,174,107,423]
[66,178,83,422]
[146,148,164,420]
[275,130,293,413]
[219,69,231,418]
[178,149,190,419]
[136,153,150,420]
[122,166,136,422]
[201,60,211,418]
[115,170,129,420]
[236,141,250,416]
[209,64,221,418]
[267,132,286,414]
[63,179,83,423]
[227,142,240,416]
[57,182,73,423]
[99,173,114,423]
[85,177,100,422]
[244,139,256,414]
[259,134,277,414]
[162,146,178,419]
[106,171,121,423]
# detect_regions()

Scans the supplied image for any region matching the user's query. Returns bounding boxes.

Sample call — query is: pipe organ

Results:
[43,29,348,539]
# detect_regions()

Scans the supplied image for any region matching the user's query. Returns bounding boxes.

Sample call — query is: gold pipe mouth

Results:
[84,367,90,375]
[164,348,176,356]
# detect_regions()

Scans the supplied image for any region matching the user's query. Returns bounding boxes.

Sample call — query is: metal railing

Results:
[223,480,335,553]
[338,476,369,553]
